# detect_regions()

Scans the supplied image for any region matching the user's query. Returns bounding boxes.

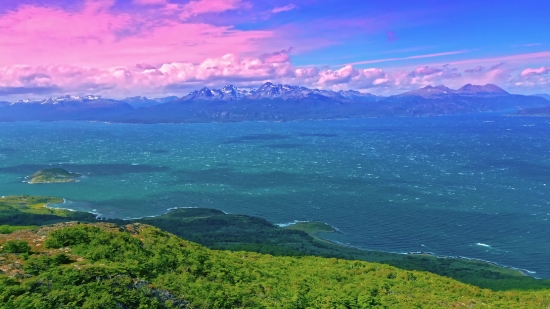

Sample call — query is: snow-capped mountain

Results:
[1,95,133,121]
[178,82,380,102]
[12,95,108,105]
[1,82,549,123]
[123,96,178,108]
[180,84,255,101]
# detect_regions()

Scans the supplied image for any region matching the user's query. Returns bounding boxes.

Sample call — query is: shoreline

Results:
[46,199,541,279]
[282,220,539,279]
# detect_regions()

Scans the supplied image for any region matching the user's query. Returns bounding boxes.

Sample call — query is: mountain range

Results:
[1,83,549,123]
[532,94,550,102]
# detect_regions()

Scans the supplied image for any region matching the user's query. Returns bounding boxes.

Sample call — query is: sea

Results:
[1,115,549,278]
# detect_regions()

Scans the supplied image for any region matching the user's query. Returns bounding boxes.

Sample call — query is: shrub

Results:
[1,240,31,254]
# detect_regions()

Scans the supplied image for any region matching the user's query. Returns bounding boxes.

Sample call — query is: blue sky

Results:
[0,0,548,100]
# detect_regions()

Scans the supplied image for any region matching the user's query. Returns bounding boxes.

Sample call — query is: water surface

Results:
[1,116,549,277]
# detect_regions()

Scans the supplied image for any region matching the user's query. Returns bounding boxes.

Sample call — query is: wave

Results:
[166,206,198,211]
[475,243,491,248]
[275,220,310,227]
[47,198,104,219]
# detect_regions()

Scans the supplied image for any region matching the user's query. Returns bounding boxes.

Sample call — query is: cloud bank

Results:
[1,51,549,99]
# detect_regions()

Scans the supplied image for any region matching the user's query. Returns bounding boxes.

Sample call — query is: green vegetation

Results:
[0,223,549,308]
[2,196,550,292]
[27,168,82,184]
[1,240,30,254]
[283,221,336,236]
[138,208,550,291]
[0,225,36,234]
[0,196,96,226]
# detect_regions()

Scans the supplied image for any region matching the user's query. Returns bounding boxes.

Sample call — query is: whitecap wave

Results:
[275,220,310,227]
[476,243,491,248]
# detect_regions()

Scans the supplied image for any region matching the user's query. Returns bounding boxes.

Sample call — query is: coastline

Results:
[46,198,539,279]
[279,219,538,279]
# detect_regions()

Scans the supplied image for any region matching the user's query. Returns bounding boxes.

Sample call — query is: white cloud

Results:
[271,4,296,14]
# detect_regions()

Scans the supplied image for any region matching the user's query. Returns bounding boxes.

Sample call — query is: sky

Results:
[0,0,549,100]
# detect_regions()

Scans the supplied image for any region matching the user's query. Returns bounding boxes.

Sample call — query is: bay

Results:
[1,115,549,277]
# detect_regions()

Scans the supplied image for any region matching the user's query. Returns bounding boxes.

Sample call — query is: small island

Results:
[27,168,82,184]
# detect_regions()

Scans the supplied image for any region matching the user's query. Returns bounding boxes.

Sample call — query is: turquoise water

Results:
[1,116,549,277]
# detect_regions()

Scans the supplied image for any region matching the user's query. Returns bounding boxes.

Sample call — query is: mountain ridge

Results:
[532,94,550,101]
[1,82,549,122]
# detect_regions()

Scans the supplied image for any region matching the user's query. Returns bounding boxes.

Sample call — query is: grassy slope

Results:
[1,223,549,308]
[1,196,550,292]
[138,209,550,291]
[0,196,96,226]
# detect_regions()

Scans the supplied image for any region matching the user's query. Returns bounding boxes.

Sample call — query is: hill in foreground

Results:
[2,195,550,293]
[1,222,549,308]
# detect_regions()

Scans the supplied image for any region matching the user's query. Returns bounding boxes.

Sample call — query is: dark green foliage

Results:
[1,240,31,254]
[23,254,72,275]
[2,271,190,308]
[44,225,99,248]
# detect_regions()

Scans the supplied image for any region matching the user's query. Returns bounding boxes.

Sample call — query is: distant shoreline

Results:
[47,198,537,279]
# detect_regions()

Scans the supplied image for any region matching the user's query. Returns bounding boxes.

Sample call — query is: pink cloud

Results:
[178,0,246,19]
[260,49,292,63]
[84,0,117,13]
[272,4,297,14]
[464,66,484,73]
[1,56,549,100]
[133,0,167,5]
[317,66,360,86]
[488,62,505,71]
[520,66,550,77]
[0,2,273,68]
[408,66,442,77]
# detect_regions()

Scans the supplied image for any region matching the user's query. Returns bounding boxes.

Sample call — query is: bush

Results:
[1,240,31,254]
[23,254,71,275]
[44,225,98,248]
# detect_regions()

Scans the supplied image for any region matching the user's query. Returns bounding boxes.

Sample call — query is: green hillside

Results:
[1,223,549,308]
[2,195,550,294]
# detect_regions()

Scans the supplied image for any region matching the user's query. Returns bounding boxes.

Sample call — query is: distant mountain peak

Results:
[398,85,454,97]
[398,83,510,98]
[457,83,508,95]
[13,95,107,105]
[222,84,237,94]
[177,82,377,102]
[424,85,451,91]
